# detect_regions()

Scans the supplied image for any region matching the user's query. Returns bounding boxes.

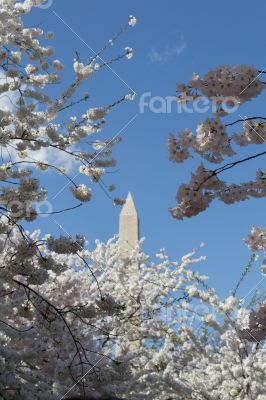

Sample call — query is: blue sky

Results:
[23,0,266,300]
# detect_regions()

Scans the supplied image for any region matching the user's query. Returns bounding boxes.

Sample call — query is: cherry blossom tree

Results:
[0,0,136,222]
[168,65,266,220]
[0,0,139,398]
[0,225,201,399]
[3,2,266,400]
[3,217,266,400]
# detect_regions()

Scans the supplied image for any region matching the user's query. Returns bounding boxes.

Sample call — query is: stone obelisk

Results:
[117,193,140,356]
[119,192,139,259]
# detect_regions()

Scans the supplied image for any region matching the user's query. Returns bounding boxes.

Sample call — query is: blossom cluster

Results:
[170,165,266,219]
[169,117,235,164]
[176,64,263,106]
[233,119,266,146]
[245,226,266,253]
[2,212,266,399]
[169,64,266,219]
[0,0,137,223]
[0,217,203,399]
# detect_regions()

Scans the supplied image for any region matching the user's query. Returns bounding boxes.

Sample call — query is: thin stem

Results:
[226,117,266,127]
[232,254,257,297]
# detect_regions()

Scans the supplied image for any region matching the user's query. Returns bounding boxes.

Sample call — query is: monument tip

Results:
[120,192,137,216]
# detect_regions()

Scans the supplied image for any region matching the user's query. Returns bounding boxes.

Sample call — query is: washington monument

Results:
[119,192,139,258]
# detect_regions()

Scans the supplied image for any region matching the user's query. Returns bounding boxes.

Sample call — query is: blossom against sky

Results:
[24,0,266,299]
